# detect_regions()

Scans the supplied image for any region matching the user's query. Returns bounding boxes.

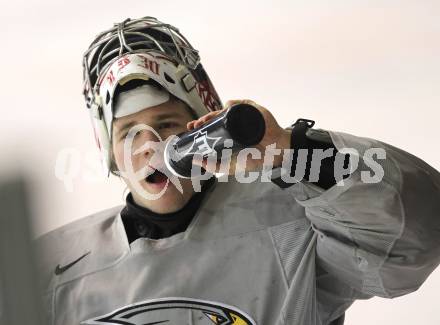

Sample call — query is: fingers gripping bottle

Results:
[164,104,266,178]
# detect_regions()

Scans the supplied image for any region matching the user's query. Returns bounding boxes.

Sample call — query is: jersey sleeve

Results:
[272,128,440,298]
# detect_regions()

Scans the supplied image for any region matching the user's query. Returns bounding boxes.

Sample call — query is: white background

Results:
[1,1,439,324]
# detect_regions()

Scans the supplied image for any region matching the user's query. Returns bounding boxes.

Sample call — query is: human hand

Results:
[187,99,291,175]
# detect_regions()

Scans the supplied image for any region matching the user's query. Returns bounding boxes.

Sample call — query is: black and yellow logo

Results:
[82,297,256,325]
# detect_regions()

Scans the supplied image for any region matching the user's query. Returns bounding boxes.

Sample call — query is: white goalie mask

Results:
[82,16,222,176]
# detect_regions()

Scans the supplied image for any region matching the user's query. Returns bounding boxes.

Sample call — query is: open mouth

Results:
[145,169,169,184]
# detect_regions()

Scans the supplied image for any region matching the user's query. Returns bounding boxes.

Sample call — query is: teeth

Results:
[145,171,156,183]
[143,167,155,183]
[143,164,171,184]
[144,166,155,178]
[145,169,168,184]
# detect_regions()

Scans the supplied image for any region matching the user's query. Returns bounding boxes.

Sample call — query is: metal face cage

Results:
[82,16,201,108]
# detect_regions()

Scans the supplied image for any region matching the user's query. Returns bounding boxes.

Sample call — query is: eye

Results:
[158,121,179,130]
[118,130,139,141]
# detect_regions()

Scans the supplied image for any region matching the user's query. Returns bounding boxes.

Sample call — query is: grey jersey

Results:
[34,129,440,325]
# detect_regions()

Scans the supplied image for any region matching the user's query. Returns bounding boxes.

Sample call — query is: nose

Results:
[133,130,165,160]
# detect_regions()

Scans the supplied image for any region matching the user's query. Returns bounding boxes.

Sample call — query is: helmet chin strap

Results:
[114,84,170,118]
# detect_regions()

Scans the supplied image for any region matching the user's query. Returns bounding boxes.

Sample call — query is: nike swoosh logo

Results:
[54,251,91,275]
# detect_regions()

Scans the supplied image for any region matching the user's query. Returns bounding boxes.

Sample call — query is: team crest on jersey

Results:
[81,297,256,325]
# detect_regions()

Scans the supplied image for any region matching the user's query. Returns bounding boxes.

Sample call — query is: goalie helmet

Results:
[82,16,222,176]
